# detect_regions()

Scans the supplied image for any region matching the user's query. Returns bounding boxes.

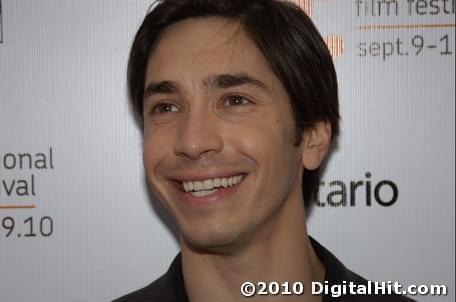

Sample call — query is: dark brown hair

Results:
[128,0,339,209]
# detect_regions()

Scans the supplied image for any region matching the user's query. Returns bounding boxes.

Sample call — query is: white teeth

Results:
[193,181,202,191]
[203,179,213,188]
[182,174,244,193]
[214,178,221,187]
[221,178,228,188]
[190,189,218,197]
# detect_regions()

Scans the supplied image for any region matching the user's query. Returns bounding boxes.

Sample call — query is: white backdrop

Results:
[0,1,454,301]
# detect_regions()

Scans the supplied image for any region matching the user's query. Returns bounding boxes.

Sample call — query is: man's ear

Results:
[301,121,332,170]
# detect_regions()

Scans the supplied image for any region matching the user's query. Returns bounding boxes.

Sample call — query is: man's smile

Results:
[182,174,244,196]
[167,172,248,204]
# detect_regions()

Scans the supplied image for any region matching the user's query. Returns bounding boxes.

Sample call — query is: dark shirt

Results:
[113,238,416,302]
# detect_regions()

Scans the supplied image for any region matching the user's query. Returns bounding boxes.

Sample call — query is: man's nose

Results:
[173,109,224,160]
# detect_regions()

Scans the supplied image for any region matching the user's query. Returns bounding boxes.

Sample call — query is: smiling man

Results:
[114,1,414,301]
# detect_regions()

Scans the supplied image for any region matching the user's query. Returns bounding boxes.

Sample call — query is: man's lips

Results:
[182,174,244,192]
[180,176,246,203]
[170,171,248,182]
[167,172,248,198]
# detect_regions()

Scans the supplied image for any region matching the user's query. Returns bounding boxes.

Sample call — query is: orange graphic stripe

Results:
[0,205,36,209]
[358,23,456,30]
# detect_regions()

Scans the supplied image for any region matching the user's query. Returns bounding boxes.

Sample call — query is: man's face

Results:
[143,17,306,251]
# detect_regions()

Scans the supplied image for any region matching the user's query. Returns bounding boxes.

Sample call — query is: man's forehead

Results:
[149,17,247,62]
[144,17,275,88]
[162,17,245,44]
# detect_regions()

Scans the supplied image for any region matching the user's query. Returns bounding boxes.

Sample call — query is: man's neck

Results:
[180,198,325,302]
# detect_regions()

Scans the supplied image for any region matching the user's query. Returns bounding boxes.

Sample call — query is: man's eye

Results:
[151,103,179,114]
[223,95,251,107]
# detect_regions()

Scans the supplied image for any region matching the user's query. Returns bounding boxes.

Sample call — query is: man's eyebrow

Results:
[144,81,179,99]
[143,73,268,99]
[203,73,268,90]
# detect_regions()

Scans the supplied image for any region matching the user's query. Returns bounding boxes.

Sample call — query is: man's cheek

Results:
[143,146,161,178]
[254,132,284,156]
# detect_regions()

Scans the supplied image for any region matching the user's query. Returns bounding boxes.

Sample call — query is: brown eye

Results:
[223,95,251,107]
[152,103,179,114]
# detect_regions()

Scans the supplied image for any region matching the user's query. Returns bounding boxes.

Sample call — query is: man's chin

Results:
[180,229,247,255]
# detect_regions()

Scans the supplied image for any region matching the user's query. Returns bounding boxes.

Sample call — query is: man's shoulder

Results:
[112,255,183,302]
